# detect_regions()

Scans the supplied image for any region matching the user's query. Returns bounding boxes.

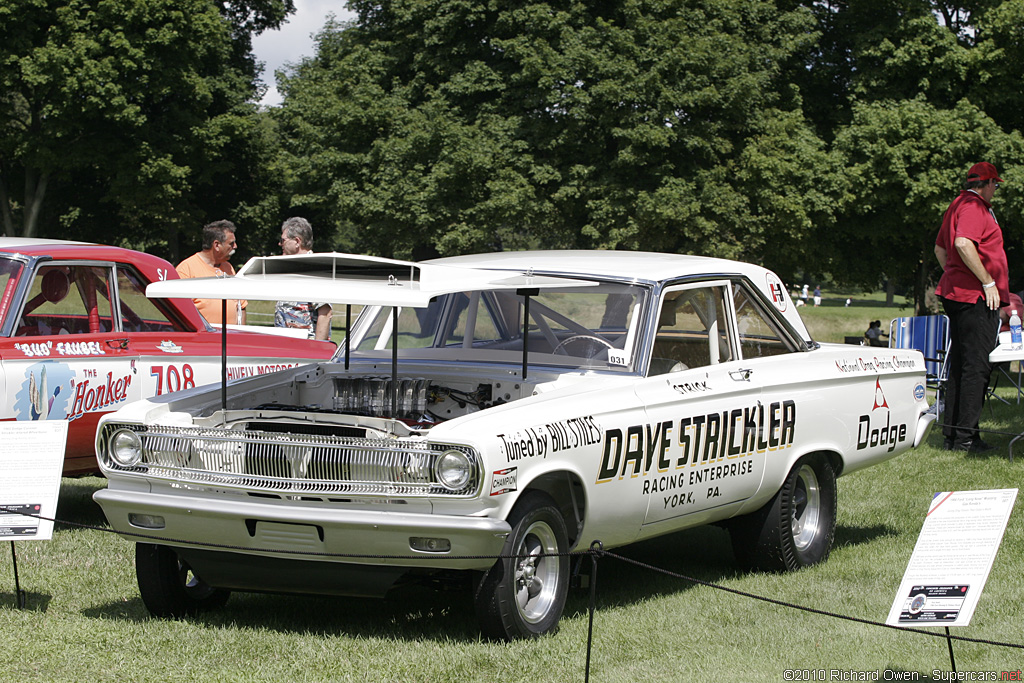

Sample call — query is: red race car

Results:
[0,238,335,475]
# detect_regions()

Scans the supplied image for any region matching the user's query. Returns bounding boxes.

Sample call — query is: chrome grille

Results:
[99,424,478,497]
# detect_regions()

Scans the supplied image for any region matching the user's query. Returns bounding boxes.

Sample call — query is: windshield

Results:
[345,282,649,373]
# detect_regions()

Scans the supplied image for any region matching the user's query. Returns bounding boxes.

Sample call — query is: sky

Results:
[251,0,356,107]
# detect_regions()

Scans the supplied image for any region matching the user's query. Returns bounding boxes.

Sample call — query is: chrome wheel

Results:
[475,491,569,640]
[790,464,822,552]
[727,455,837,572]
[513,519,560,624]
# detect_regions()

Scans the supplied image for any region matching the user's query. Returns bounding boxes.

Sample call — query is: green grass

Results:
[3,390,1023,682]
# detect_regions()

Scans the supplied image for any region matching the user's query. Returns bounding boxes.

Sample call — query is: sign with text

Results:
[0,421,67,541]
[886,488,1017,628]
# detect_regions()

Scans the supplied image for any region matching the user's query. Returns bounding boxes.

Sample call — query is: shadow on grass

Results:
[54,477,109,531]
[833,522,897,550]
[82,589,485,641]
[0,590,52,613]
[79,526,736,640]
[78,521,896,642]
[565,524,737,615]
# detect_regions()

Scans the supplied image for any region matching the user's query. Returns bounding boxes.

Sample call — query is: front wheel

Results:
[728,454,837,572]
[135,543,231,618]
[474,491,569,640]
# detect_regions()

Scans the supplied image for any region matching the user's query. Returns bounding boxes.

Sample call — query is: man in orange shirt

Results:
[176,220,247,325]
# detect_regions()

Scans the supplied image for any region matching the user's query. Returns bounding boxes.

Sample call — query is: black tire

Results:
[728,454,837,572]
[474,491,570,640]
[135,543,230,618]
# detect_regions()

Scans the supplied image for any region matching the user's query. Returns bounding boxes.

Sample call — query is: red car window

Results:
[0,258,25,327]
[16,265,114,336]
[116,267,184,333]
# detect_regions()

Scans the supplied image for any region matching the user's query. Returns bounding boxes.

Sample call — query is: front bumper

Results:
[94,486,511,576]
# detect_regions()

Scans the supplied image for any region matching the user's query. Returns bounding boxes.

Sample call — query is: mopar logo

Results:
[914,384,925,400]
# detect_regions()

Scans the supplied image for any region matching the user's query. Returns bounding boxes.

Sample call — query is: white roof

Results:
[431,252,811,342]
[428,250,773,282]
[146,252,596,308]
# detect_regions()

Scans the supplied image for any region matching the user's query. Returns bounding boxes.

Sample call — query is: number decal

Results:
[167,364,180,392]
[150,364,196,396]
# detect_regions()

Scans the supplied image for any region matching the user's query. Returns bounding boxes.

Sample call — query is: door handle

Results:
[729,368,752,382]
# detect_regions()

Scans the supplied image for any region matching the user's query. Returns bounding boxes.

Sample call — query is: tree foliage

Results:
[0,0,293,260]
[833,98,1024,309]
[780,0,1024,310]
[277,0,833,279]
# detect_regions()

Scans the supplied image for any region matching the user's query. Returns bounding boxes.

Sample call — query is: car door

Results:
[633,279,793,533]
[2,261,139,472]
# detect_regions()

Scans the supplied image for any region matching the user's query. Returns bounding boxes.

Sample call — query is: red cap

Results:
[966,162,1003,183]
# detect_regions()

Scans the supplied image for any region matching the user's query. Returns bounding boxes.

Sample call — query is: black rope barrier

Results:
[932,416,1024,442]
[595,548,1024,650]
[930,414,1024,461]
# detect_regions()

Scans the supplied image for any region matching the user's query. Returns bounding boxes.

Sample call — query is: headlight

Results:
[109,428,143,467]
[434,449,472,490]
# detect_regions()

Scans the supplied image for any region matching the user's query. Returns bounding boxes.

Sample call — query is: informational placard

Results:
[886,489,1017,628]
[0,421,68,541]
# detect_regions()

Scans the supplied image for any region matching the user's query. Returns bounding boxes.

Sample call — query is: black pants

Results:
[941,297,1000,446]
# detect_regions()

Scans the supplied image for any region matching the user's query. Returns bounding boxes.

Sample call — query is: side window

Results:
[116,267,182,333]
[444,292,501,346]
[16,265,114,336]
[733,285,795,358]
[650,285,733,375]
[356,300,446,351]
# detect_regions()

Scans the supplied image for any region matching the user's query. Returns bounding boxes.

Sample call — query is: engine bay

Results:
[200,363,544,435]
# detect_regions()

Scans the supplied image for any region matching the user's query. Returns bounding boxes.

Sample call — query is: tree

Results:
[276,0,833,279]
[780,0,1024,308]
[0,0,293,261]
[832,97,1024,313]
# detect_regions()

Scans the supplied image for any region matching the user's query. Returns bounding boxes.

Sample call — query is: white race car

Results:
[93,251,933,640]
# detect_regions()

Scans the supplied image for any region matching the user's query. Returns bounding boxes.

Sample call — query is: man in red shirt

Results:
[934,162,1009,452]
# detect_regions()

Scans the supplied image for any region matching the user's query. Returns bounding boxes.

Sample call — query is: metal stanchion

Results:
[10,541,26,609]
[585,541,603,683]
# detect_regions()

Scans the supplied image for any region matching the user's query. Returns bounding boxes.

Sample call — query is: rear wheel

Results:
[729,455,837,572]
[136,543,230,618]
[475,492,569,640]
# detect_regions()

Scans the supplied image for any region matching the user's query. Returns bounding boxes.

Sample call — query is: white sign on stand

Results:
[0,421,68,541]
[886,488,1017,628]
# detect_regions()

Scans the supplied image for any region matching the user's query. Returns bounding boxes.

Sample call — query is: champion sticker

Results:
[490,467,518,496]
